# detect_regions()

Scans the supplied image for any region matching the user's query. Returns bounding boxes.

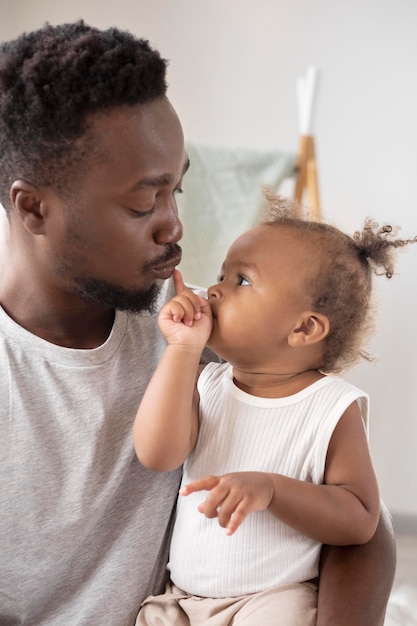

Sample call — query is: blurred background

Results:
[1,0,416,530]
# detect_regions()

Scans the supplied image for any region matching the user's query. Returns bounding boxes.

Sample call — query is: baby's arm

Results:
[133,270,212,472]
[182,401,380,544]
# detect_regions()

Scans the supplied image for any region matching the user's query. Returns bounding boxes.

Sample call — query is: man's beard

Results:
[70,277,162,314]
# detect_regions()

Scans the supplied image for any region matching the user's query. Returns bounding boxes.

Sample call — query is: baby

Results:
[134,196,415,625]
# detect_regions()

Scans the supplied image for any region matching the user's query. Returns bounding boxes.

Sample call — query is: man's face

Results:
[43,97,187,312]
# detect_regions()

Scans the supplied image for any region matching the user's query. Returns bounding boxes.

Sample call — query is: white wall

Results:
[1,0,416,518]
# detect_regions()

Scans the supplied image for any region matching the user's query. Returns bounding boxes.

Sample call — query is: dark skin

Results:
[0,98,396,623]
[318,502,396,625]
[2,98,187,348]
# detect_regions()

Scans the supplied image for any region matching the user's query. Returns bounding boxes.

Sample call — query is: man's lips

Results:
[149,252,182,279]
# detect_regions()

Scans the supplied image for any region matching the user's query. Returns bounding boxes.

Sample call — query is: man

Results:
[0,21,395,625]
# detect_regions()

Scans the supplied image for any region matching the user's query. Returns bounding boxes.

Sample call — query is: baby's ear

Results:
[288,311,330,347]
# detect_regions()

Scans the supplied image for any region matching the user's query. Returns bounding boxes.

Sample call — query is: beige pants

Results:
[135,579,318,625]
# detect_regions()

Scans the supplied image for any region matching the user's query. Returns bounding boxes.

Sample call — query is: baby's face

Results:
[205,224,314,366]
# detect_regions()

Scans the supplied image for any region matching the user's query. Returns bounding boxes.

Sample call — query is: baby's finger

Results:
[179,475,220,496]
[173,294,202,326]
[159,298,187,323]
[173,271,204,322]
[173,269,187,295]
[197,483,231,519]
[224,503,250,536]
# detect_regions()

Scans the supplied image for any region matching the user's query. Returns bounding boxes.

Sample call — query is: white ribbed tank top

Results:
[168,362,368,598]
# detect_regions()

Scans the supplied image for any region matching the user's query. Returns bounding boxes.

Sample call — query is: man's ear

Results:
[288,311,330,347]
[10,179,47,234]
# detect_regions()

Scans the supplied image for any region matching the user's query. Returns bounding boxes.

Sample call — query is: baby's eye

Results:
[238,275,250,286]
[217,274,225,283]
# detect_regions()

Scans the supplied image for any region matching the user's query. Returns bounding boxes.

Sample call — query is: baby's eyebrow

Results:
[220,260,259,276]
[237,261,254,270]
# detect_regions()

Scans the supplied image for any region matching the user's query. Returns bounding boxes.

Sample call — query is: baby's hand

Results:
[158,270,212,347]
[180,472,275,536]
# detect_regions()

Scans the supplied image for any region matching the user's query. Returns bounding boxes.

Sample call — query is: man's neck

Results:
[0,286,116,349]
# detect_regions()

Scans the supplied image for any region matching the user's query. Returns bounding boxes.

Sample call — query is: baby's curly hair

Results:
[0,21,168,211]
[262,193,417,373]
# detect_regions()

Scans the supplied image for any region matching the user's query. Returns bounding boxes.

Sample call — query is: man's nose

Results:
[154,201,183,244]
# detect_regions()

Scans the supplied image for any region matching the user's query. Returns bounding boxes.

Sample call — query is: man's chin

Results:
[72,278,162,314]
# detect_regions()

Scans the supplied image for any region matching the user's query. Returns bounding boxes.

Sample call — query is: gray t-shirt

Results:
[0,281,182,625]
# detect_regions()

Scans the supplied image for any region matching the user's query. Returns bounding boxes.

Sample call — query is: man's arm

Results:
[317,501,396,626]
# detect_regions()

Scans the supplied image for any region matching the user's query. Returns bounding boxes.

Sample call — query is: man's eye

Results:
[173,188,183,195]
[128,207,154,217]
[238,276,250,286]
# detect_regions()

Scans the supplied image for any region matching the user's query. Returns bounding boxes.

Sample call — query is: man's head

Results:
[0,21,168,211]
[0,22,188,314]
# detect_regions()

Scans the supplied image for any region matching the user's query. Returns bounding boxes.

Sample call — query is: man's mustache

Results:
[145,244,182,271]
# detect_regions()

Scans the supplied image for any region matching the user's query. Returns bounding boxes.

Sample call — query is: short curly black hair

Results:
[261,193,417,372]
[0,21,168,211]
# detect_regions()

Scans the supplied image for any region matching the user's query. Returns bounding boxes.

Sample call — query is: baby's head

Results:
[258,195,415,372]
[209,197,416,373]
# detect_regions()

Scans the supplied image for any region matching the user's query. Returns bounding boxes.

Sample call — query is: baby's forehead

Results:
[227,224,314,265]
[234,223,321,251]
[228,223,338,277]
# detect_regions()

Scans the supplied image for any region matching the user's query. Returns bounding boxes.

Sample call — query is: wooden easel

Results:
[294,67,321,220]
[294,134,320,220]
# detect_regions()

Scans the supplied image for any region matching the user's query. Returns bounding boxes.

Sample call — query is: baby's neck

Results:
[232,368,324,398]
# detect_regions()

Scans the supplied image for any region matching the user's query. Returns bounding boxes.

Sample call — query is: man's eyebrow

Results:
[132,157,190,191]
